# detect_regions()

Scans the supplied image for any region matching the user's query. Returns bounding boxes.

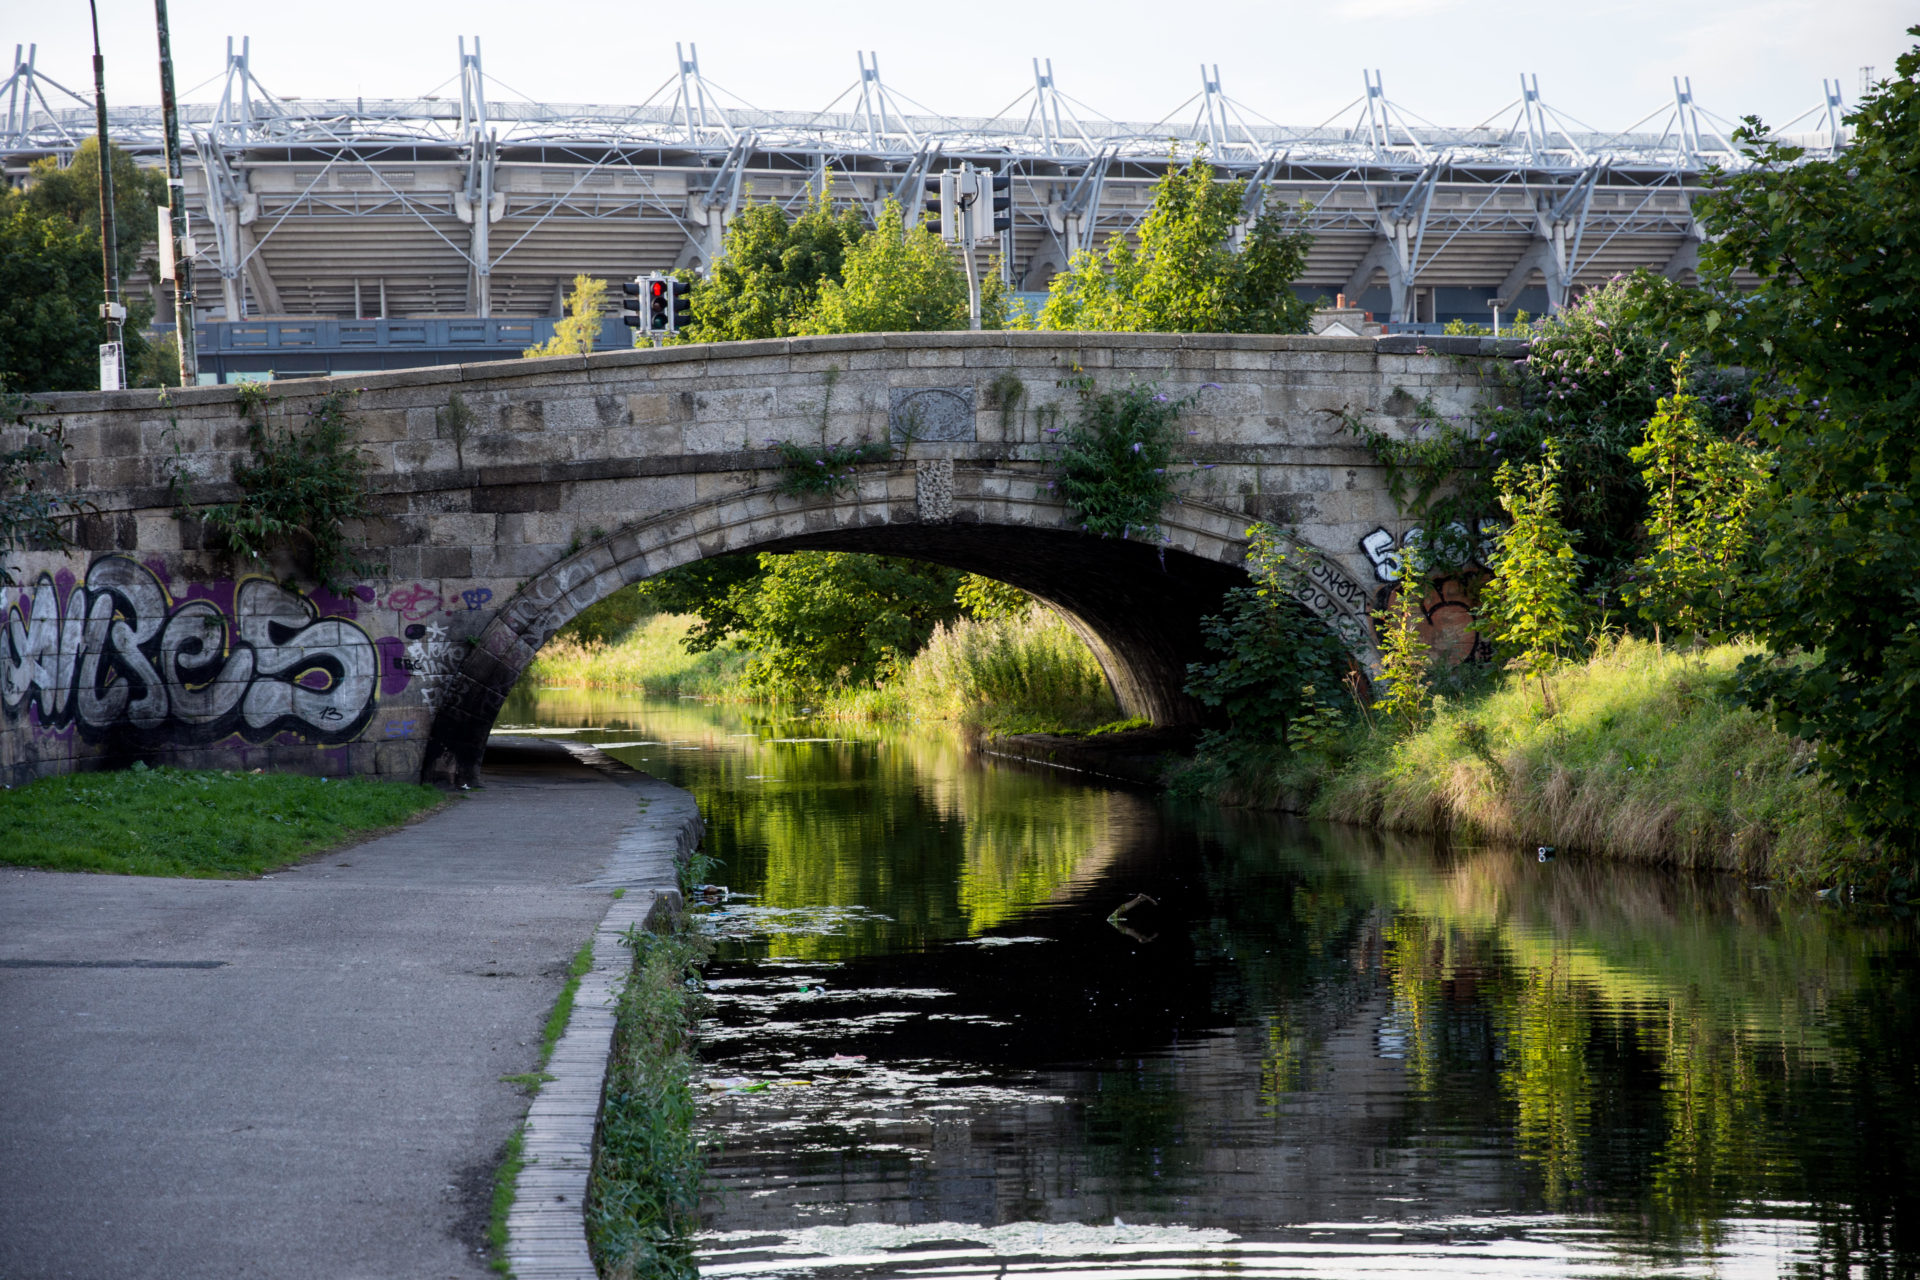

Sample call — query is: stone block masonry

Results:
[0,331,1511,788]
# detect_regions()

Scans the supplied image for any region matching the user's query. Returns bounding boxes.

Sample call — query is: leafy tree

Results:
[1692,28,1920,846]
[1470,271,1751,592]
[636,551,964,701]
[679,192,867,343]
[1186,525,1356,745]
[802,200,1006,334]
[1478,441,1584,702]
[24,138,168,287]
[132,329,181,388]
[955,573,1031,621]
[524,274,608,356]
[0,196,105,393]
[1037,152,1313,334]
[1622,361,1768,645]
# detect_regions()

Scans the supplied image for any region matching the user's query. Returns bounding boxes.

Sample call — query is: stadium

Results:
[1,37,1851,380]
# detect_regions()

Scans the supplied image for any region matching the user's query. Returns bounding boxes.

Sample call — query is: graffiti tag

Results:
[1360,521,1501,581]
[2,557,380,744]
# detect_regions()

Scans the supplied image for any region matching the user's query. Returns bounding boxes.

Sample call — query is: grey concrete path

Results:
[0,739,687,1280]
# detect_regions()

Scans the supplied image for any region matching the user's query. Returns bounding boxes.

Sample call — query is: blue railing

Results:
[183,315,631,358]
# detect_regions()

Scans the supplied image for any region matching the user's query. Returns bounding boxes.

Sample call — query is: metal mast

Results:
[88,1,123,389]
[154,0,197,383]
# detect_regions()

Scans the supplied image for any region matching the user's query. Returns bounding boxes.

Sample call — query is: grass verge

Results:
[1173,638,1872,888]
[487,1126,525,1275]
[0,763,445,876]
[586,911,711,1280]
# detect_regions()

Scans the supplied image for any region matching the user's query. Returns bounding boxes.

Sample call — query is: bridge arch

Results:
[421,462,1370,786]
[4,330,1497,788]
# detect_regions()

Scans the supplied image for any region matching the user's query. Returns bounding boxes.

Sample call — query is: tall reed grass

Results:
[524,613,747,696]
[1304,638,1865,885]
[833,608,1118,733]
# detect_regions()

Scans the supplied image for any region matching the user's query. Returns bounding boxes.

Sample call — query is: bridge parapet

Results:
[1,331,1507,788]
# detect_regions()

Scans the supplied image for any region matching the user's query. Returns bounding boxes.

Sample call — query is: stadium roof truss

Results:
[0,38,1853,323]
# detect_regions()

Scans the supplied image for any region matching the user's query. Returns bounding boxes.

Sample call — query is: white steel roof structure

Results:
[0,38,1852,326]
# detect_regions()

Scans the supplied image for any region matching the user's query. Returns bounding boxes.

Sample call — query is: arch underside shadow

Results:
[422,469,1284,785]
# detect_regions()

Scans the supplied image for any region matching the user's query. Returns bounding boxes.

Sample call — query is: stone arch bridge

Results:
[0,331,1501,788]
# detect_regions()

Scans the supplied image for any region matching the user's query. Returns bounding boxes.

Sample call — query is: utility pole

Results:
[154,0,198,384]
[89,0,124,390]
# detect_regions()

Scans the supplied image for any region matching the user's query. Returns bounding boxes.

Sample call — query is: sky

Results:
[5,0,1912,139]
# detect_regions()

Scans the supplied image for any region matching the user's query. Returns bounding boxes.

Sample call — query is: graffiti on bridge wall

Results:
[1359,524,1495,664]
[0,556,409,745]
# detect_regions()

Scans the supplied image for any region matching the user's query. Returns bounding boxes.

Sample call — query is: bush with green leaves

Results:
[1622,362,1768,645]
[1471,271,1752,590]
[1049,378,1193,541]
[1037,151,1313,334]
[1478,441,1585,697]
[1186,585,1354,745]
[1373,554,1436,729]
[197,386,373,590]
[1186,528,1358,748]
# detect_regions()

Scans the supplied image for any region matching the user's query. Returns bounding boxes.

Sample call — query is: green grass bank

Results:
[0,764,445,877]
[1175,639,1874,890]
[587,914,711,1280]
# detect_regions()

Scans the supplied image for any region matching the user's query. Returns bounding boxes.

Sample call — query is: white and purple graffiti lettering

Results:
[1,557,382,744]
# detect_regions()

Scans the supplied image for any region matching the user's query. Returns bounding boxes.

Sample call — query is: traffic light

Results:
[667,278,693,332]
[986,172,1012,238]
[647,274,670,332]
[621,278,644,329]
[924,172,957,242]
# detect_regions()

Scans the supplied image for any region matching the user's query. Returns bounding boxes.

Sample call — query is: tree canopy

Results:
[2,140,165,393]
[1693,27,1920,847]
[1037,153,1313,334]
[24,138,168,286]
[679,193,869,343]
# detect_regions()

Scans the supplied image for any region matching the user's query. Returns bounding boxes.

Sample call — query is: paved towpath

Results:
[0,739,687,1280]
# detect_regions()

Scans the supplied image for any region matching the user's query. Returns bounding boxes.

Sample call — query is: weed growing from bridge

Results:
[770,437,892,496]
[1049,376,1192,540]
[198,386,374,590]
[0,391,84,586]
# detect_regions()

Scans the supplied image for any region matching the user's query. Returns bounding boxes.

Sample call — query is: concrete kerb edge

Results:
[503,740,705,1280]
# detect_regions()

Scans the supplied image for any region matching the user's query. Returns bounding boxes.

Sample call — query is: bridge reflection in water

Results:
[505,687,1919,1280]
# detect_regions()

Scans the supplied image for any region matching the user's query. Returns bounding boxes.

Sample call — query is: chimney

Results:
[1336,293,1347,308]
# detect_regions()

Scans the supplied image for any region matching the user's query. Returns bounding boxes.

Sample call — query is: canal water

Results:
[499,688,1918,1280]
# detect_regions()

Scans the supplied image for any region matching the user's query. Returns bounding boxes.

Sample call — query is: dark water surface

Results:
[499,689,1920,1280]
